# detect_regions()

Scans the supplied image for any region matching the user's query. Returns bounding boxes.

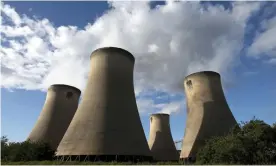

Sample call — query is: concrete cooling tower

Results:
[180,71,237,160]
[27,84,81,150]
[148,113,179,161]
[56,47,152,162]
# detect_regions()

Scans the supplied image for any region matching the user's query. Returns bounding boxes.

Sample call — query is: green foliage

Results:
[2,118,275,165]
[1,136,10,161]
[1,161,183,165]
[196,119,276,164]
[1,137,55,162]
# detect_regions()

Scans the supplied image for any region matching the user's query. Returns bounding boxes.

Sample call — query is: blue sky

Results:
[1,1,276,149]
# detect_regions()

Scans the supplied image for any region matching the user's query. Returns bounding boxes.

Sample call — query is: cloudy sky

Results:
[1,1,276,148]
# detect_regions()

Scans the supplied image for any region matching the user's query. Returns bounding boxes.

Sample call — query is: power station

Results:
[23,46,239,163]
[27,84,81,150]
[56,47,152,161]
[180,71,237,160]
[148,113,179,161]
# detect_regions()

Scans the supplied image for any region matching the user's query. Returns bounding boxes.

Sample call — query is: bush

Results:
[196,119,276,164]
[1,137,55,162]
[1,136,9,161]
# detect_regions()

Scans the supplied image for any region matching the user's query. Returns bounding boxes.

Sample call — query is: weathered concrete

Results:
[180,71,237,159]
[148,113,179,161]
[27,84,81,150]
[56,47,152,161]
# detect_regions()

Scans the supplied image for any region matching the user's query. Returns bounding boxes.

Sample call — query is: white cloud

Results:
[1,3,22,26]
[0,1,267,114]
[158,100,185,115]
[136,97,184,115]
[248,16,276,58]
[136,98,157,114]
[265,58,276,65]
[231,1,260,24]
[247,3,276,62]
[1,26,34,37]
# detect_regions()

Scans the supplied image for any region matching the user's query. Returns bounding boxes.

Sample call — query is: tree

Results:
[1,136,9,161]
[1,137,55,161]
[196,119,276,164]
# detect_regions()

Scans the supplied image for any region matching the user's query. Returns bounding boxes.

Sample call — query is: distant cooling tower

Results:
[56,47,152,162]
[148,113,179,161]
[27,84,81,150]
[180,71,237,159]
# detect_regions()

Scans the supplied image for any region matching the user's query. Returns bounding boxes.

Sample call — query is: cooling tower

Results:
[56,47,152,162]
[148,113,179,161]
[180,71,237,159]
[27,84,81,150]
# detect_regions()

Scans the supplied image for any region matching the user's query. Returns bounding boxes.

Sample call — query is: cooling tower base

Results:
[179,157,196,164]
[56,155,153,162]
[152,159,179,162]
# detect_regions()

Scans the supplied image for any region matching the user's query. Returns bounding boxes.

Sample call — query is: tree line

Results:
[1,118,276,164]
[1,137,55,162]
[196,118,276,164]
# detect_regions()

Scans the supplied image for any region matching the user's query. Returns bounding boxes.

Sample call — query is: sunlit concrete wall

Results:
[56,47,152,161]
[27,84,81,150]
[180,71,237,159]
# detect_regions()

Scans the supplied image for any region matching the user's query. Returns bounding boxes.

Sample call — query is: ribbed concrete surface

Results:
[148,113,179,161]
[56,47,152,160]
[180,71,237,159]
[27,84,81,150]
